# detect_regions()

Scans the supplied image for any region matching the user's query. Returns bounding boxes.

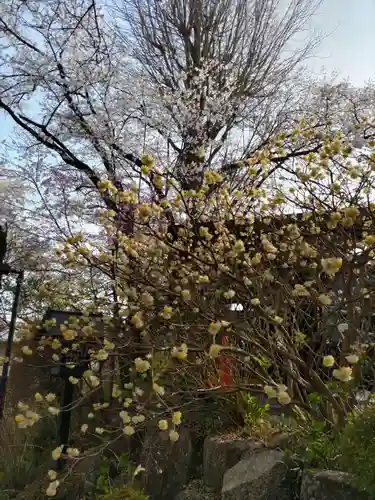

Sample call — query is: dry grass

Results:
[0,411,57,500]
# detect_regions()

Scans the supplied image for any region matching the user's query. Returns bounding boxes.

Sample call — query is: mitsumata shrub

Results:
[10,119,375,496]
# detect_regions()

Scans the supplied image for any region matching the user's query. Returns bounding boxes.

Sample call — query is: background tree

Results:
[1,0,374,216]
[1,0,375,342]
[114,0,324,190]
[0,162,113,338]
[0,0,324,201]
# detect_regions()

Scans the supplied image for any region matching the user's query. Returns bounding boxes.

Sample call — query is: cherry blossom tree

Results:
[113,0,325,190]
[1,1,375,343]
[0,0,325,205]
[0,0,142,212]
[1,0,375,218]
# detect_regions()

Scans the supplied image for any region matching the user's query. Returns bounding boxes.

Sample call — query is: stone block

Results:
[141,426,193,500]
[221,449,291,500]
[300,470,369,500]
[203,435,263,491]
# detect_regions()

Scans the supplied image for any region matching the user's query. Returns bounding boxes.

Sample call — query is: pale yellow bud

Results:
[66,447,80,458]
[51,446,63,461]
[158,420,168,431]
[208,321,222,335]
[46,480,59,497]
[48,407,60,416]
[323,355,335,368]
[264,385,277,399]
[172,411,182,426]
[48,470,57,481]
[124,425,135,436]
[333,366,352,382]
[169,430,180,442]
[181,289,191,301]
[345,354,359,364]
[208,344,222,358]
[277,391,292,405]
[318,294,332,306]
[134,358,151,373]
[171,343,188,360]
[152,383,165,396]
[321,257,343,276]
[34,393,43,402]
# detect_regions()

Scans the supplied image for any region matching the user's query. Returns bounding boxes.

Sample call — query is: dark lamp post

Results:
[0,262,24,421]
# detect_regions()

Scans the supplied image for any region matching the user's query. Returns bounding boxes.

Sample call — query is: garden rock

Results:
[141,426,193,500]
[174,479,219,500]
[300,470,369,500]
[221,449,291,500]
[203,435,263,491]
[265,431,291,450]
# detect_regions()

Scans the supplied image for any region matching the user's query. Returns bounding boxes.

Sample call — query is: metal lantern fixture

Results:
[40,309,105,466]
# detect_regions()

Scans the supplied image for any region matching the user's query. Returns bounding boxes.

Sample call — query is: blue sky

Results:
[308,0,375,85]
[1,0,374,143]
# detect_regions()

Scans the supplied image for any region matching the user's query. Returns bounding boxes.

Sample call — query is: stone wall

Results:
[138,431,369,500]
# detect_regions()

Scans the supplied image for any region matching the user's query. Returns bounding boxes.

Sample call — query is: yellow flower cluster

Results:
[131,313,145,329]
[171,343,188,360]
[141,154,155,168]
[97,179,117,194]
[21,346,33,356]
[333,366,353,382]
[208,321,222,335]
[124,425,135,436]
[46,480,60,497]
[66,447,80,458]
[158,411,182,442]
[160,306,173,319]
[51,446,63,461]
[321,257,343,276]
[34,392,43,402]
[322,355,335,368]
[317,294,332,306]
[208,344,223,358]
[15,410,41,428]
[153,382,165,396]
[204,170,223,185]
[264,384,291,405]
[158,419,168,430]
[39,120,375,456]
[293,284,310,297]
[134,357,151,373]
[112,384,123,398]
[172,411,182,426]
[223,289,236,299]
[181,289,192,301]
